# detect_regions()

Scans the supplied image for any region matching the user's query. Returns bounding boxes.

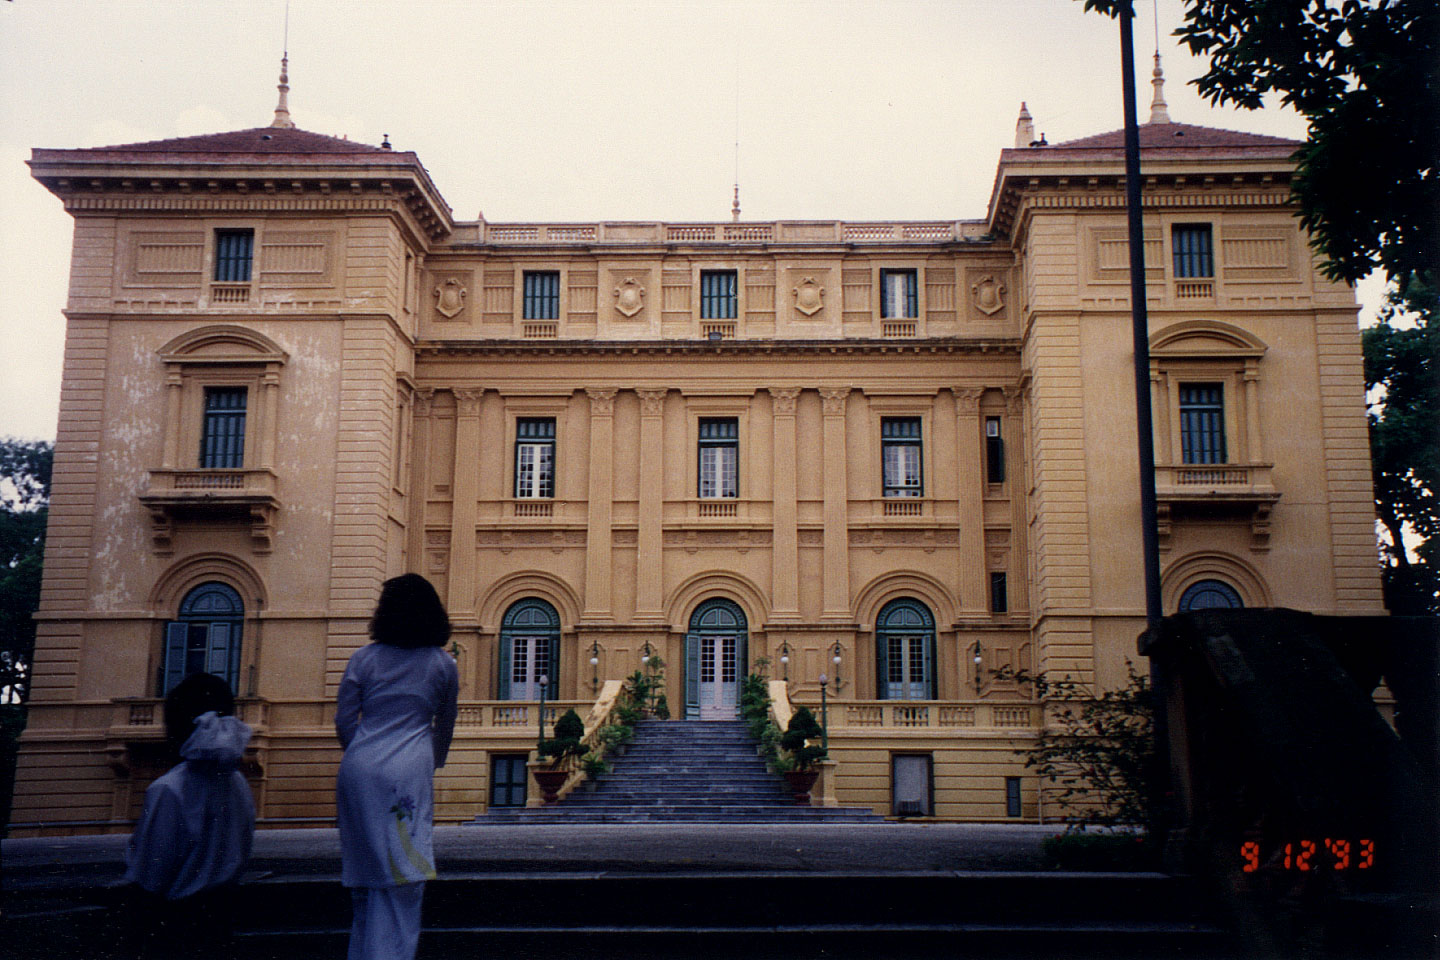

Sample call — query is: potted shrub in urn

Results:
[534,708,585,802]
[580,751,611,792]
[776,706,827,803]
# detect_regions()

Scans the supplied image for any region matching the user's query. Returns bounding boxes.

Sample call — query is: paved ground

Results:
[5,822,1061,890]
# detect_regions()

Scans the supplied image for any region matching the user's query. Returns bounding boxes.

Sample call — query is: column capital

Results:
[586,387,618,416]
[452,388,484,417]
[1003,385,1025,415]
[953,386,985,411]
[769,387,802,415]
[819,387,851,416]
[636,388,668,417]
[413,387,436,416]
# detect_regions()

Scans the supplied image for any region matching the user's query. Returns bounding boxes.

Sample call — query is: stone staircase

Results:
[474,719,882,823]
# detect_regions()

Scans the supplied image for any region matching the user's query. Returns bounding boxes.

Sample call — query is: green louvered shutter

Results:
[163,622,190,694]
[497,634,511,700]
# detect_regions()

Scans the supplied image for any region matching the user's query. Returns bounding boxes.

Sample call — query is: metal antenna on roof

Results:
[731,42,741,222]
[271,0,296,129]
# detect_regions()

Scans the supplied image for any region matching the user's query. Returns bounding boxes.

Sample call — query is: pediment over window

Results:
[1150,320,1266,359]
[158,325,289,365]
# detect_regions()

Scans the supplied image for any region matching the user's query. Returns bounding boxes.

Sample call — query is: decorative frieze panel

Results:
[258,231,333,286]
[851,528,943,553]
[1088,227,1162,283]
[1221,227,1296,281]
[569,270,599,321]
[482,270,513,322]
[663,529,772,553]
[129,231,204,283]
[476,529,586,554]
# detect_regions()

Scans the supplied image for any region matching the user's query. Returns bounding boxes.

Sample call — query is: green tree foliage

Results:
[1,439,52,705]
[1364,281,1440,614]
[998,665,1154,829]
[779,706,827,772]
[2,438,51,832]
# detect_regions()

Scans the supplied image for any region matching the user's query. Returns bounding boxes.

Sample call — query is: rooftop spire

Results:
[1014,102,1036,148]
[270,54,296,129]
[1148,52,1171,124]
[731,183,741,222]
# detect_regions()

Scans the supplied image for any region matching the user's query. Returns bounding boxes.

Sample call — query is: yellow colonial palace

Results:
[11,71,1383,832]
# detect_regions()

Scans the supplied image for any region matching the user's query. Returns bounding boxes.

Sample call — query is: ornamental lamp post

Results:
[537,674,549,748]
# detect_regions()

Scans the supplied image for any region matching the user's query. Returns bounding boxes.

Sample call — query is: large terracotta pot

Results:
[533,769,569,803]
[783,769,819,804]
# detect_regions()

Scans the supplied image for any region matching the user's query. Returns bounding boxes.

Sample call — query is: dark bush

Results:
[1041,832,1152,871]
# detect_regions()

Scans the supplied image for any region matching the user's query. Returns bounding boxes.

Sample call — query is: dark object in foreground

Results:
[1143,608,1439,958]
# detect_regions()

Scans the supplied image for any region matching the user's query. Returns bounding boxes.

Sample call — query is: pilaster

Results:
[635,388,667,621]
[954,387,988,619]
[446,388,483,617]
[583,388,617,621]
[819,387,851,620]
[770,387,801,621]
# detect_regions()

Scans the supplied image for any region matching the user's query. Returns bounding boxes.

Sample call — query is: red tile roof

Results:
[32,127,413,164]
[1049,121,1301,151]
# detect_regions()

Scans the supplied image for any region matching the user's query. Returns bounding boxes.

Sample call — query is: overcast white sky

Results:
[0,0,1380,441]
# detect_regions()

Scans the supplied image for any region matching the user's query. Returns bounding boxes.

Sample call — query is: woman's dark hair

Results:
[164,671,236,758]
[370,573,451,648]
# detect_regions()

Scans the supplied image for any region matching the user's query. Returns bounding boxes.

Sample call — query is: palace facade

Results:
[11,76,1383,832]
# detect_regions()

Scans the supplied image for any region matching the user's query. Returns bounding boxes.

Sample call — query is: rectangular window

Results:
[880,269,918,318]
[1006,776,1023,817]
[990,572,1008,614]
[700,270,737,319]
[882,417,923,497]
[515,418,556,498]
[1172,224,1214,278]
[490,754,528,807]
[1179,384,1226,464]
[213,229,254,283]
[698,418,739,498]
[985,417,1005,484]
[200,387,247,469]
[523,271,561,320]
[892,754,933,817]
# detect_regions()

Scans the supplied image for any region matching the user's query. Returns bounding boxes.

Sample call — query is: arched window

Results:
[875,599,936,700]
[164,582,244,694]
[498,599,560,700]
[1178,579,1244,612]
[686,599,748,720]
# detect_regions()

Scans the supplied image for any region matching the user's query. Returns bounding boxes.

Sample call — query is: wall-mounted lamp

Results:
[972,641,984,693]
[777,640,792,680]
[589,639,603,692]
[640,640,653,666]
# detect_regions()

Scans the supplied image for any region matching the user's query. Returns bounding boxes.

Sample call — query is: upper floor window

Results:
[213,229,254,283]
[523,271,560,320]
[1172,224,1214,278]
[875,598,936,700]
[990,571,1009,614]
[200,387,247,469]
[698,418,739,498]
[880,269,918,318]
[515,418,556,498]
[700,270,737,319]
[1179,384,1226,464]
[985,416,1005,484]
[882,417,923,497]
[163,582,244,694]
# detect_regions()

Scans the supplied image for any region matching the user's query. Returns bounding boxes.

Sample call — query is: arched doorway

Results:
[499,598,560,700]
[1177,579,1244,612]
[875,598,936,700]
[164,582,244,694]
[685,599,748,720]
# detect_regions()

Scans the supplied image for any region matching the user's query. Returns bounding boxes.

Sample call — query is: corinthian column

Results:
[954,387,988,619]
[447,388,484,617]
[770,388,801,620]
[583,388,617,621]
[819,387,851,621]
[635,388,668,621]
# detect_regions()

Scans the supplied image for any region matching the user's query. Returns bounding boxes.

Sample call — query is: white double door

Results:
[697,634,739,719]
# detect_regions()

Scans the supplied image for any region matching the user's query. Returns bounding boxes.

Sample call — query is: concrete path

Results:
[5,822,1060,890]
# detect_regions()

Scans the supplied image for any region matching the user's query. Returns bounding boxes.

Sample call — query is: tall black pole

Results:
[1120,3,1163,627]
[1119,1,1170,854]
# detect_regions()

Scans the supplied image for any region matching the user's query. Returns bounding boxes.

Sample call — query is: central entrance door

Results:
[686,599,747,720]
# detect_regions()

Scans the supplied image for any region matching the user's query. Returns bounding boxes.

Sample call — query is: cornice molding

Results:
[416,337,1021,360]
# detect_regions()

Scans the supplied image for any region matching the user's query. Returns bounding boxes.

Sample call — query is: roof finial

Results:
[270,53,296,129]
[731,183,741,222]
[1148,52,1171,124]
[1015,101,1036,148]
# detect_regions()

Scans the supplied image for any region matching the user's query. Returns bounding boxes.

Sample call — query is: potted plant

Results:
[533,708,585,802]
[778,706,827,803]
[580,751,610,792]
[597,723,632,756]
